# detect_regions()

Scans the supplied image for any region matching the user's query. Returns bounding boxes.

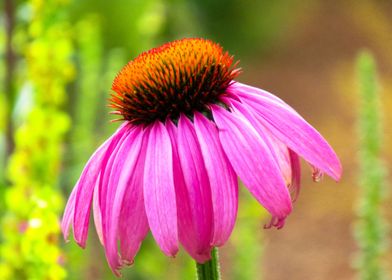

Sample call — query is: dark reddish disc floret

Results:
[110,38,240,124]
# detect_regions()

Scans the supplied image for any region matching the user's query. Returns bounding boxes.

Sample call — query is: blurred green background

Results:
[0,0,391,279]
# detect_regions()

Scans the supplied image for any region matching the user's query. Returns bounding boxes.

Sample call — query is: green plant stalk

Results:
[196,247,220,280]
[355,51,388,280]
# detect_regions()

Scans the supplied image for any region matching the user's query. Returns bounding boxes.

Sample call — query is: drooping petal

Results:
[118,136,149,265]
[98,126,133,231]
[233,88,342,181]
[228,82,291,108]
[229,98,303,202]
[194,112,238,246]
[166,121,210,262]
[92,181,103,245]
[227,98,303,201]
[143,121,178,256]
[103,127,145,275]
[227,98,293,185]
[167,118,213,263]
[270,141,292,185]
[288,149,301,201]
[97,125,136,254]
[61,186,76,241]
[211,105,292,224]
[72,144,109,246]
[166,121,202,260]
[72,124,128,248]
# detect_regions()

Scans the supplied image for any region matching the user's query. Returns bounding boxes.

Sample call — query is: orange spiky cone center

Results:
[110,38,240,124]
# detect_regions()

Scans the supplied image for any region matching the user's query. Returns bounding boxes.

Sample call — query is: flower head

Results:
[62,38,342,275]
[110,39,240,124]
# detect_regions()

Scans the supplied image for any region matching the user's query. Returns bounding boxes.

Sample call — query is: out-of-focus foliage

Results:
[0,4,6,196]
[62,16,104,280]
[229,187,266,280]
[0,0,391,279]
[354,51,389,280]
[66,16,103,186]
[0,0,74,278]
[182,0,302,56]
[68,0,166,57]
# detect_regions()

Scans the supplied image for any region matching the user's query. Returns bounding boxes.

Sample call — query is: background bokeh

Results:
[0,0,391,279]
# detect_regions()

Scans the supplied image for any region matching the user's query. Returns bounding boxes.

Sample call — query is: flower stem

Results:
[196,248,221,280]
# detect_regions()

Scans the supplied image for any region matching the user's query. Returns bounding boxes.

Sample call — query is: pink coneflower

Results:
[62,38,342,275]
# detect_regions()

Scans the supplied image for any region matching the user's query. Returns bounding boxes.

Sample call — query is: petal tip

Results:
[264,216,287,230]
[168,252,178,259]
[327,162,343,182]
[75,239,87,249]
[165,245,179,258]
[122,259,135,266]
[334,164,343,182]
[61,229,70,242]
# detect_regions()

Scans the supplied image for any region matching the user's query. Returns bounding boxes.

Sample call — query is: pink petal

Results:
[73,145,108,246]
[72,124,128,248]
[228,82,290,108]
[143,121,178,256]
[211,105,292,223]
[231,86,342,181]
[269,140,292,185]
[227,98,303,202]
[194,112,238,246]
[92,182,103,245]
[61,186,76,241]
[98,126,133,229]
[227,98,303,203]
[289,149,301,202]
[118,136,149,265]
[227,98,293,184]
[166,119,213,263]
[103,127,146,274]
[97,125,135,252]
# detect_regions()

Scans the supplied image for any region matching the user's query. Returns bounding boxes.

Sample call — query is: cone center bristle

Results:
[110,38,240,125]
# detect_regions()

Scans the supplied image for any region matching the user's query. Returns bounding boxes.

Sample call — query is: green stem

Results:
[196,247,220,280]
